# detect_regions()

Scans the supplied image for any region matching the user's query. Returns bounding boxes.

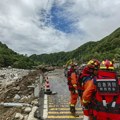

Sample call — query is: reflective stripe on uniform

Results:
[83,99,89,104]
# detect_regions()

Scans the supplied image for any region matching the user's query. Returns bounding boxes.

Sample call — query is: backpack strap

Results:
[102,96,107,107]
[111,95,118,108]
[101,94,118,110]
[82,76,93,84]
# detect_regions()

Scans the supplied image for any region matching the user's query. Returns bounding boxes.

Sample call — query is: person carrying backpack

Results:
[79,59,100,120]
[90,59,120,120]
[66,62,79,117]
[81,59,120,120]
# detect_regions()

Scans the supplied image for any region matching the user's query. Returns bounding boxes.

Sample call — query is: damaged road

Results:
[43,69,83,120]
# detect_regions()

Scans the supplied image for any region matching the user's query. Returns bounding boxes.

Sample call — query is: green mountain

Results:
[1,27,120,68]
[0,42,35,69]
[30,27,120,65]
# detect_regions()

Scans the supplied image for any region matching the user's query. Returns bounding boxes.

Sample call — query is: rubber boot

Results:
[70,106,79,117]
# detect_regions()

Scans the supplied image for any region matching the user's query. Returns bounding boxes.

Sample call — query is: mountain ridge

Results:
[0,27,120,67]
[29,27,120,65]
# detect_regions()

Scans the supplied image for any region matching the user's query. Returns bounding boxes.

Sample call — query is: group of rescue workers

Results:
[65,59,120,120]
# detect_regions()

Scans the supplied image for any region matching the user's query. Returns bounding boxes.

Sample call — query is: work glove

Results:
[75,90,78,93]
[72,89,78,94]
[72,84,78,94]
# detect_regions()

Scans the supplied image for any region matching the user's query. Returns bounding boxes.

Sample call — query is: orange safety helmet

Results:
[87,59,100,70]
[100,59,114,70]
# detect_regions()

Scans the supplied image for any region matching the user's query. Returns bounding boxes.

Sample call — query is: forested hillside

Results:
[0,42,35,69]
[30,27,120,65]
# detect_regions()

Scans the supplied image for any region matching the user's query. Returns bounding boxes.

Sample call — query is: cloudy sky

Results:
[0,0,120,56]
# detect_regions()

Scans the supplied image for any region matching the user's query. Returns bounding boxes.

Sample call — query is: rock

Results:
[24,107,32,114]
[27,95,31,98]
[24,115,28,120]
[21,96,28,100]
[14,94,21,100]
[14,113,24,120]
[34,108,42,119]
[31,99,38,106]
[15,86,20,90]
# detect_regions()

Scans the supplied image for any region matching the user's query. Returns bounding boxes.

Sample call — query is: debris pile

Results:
[0,68,42,120]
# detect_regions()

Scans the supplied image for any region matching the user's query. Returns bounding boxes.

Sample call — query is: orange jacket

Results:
[82,79,96,104]
[71,72,77,90]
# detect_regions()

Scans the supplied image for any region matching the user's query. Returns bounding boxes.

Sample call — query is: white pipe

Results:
[0,102,32,107]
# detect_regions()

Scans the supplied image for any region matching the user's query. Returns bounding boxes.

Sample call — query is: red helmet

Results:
[87,59,100,70]
[100,59,114,70]
[81,59,100,75]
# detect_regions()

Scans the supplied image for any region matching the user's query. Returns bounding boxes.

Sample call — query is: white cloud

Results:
[68,0,120,41]
[0,0,120,55]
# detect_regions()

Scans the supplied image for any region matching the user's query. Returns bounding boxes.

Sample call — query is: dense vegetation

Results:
[0,27,120,68]
[0,42,35,69]
[30,28,120,66]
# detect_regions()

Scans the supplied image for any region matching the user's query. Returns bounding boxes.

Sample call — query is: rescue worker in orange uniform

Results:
[91,60,120,120]
[80,59,100,120]
[67,62,79,117]
[81,59,120,120]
